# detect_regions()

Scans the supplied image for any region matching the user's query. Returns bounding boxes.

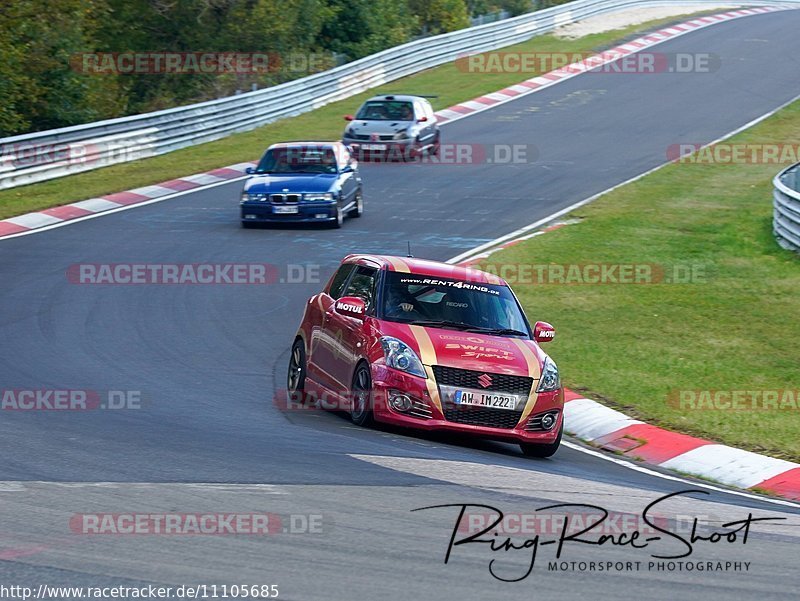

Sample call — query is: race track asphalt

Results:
[1,11,799,600]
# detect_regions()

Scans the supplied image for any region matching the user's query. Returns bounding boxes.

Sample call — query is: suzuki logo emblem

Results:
[477,374,493,388]
[370,133,380,142]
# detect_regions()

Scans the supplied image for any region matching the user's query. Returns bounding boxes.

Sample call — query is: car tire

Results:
[519,422,563,458]
[330,205,344,229]
[287,338,307,404]
[350,363,374,427]
[430,134,440,156]
[348,190,363,218]
[402,141,419,163]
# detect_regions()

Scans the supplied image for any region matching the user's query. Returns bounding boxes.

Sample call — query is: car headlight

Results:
[240,192,250,203]
[536,357,560,392]
[394,129,410,140]
[304,192,335,202]
[380,337,427,379]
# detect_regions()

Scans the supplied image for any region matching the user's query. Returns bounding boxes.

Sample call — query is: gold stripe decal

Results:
[408,325,443,412]
[386,257,411,273]
[511,339,542,423]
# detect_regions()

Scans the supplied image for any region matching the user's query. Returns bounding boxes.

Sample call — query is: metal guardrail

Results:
[773,163,800,251]
[0,0,796,190]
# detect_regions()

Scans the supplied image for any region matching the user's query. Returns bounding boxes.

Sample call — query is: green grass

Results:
[479,101,800,462]
[0,10,718,220]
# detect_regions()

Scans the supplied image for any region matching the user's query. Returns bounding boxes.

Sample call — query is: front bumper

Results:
[241,201,337,223]
[370,365,564,444]
[343,138,420,160]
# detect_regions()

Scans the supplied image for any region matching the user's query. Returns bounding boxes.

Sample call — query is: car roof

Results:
[342,254,506,286]
[267,141,347,150]
[363,95,430,103]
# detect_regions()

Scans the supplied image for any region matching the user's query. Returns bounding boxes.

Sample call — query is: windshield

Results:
[380,272,530,336]
[356,100,414,121]
[255,147,338,174]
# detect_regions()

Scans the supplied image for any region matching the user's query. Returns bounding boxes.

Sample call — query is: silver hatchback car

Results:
[342,94,441,160]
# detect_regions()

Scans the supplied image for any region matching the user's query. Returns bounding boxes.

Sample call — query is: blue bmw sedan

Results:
[240,142,363,228]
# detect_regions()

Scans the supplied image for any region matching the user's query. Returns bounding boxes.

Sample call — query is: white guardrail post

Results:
[773,163,800,252]
[1,0,798,190]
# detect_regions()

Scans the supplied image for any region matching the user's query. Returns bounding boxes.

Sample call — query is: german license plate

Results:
[362,144,386,150]
[454,390,518,410]
[273,205,299,214]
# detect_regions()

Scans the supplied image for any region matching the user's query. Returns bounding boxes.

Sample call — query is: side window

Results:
[423,101,434,120]
[328,264,356,299]
[414,101,425,121]
[343,266,378,312]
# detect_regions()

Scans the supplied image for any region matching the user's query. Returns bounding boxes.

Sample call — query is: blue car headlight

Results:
[304,192,335,202]
[380,337,427,379]
[536,357,560,393]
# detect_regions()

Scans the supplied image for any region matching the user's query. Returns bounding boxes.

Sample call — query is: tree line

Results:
[0,0,567,137]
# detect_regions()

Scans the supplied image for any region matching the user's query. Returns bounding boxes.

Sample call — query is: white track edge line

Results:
[561,441,800,509]
[448,89,800,265]
[0,176,248,241]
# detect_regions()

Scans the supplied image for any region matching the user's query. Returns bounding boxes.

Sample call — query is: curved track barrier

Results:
[1,0,798,190]
[773,162,800,251]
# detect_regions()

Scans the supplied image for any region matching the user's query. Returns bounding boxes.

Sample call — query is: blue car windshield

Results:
[380,272,530,336]
[256,147,338,174]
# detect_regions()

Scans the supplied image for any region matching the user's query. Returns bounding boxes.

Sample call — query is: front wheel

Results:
[287,339,307,402]
[520,422,562,458]
[429,134,440,156]
[330,205,344,229]
[348,190,363,218]
[350,363,374,427]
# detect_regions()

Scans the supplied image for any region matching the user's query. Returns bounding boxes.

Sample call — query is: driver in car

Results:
[384,286,424,320]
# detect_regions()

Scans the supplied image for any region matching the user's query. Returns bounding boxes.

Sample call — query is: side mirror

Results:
[245,166,255,174]
[533,321,555,343]
[417,116,428,122]
[334,296,366,320]
[344,115,354,121]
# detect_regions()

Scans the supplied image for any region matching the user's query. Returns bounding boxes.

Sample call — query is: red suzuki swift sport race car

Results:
[287,254,564,457]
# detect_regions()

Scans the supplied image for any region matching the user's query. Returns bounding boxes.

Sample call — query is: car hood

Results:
[377,321,545,378]
[346,121,412,136]
[244,173,337,194]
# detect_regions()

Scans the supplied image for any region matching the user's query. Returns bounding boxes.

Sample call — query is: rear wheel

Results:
[520,422,563,458]
[350,363,374,427]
